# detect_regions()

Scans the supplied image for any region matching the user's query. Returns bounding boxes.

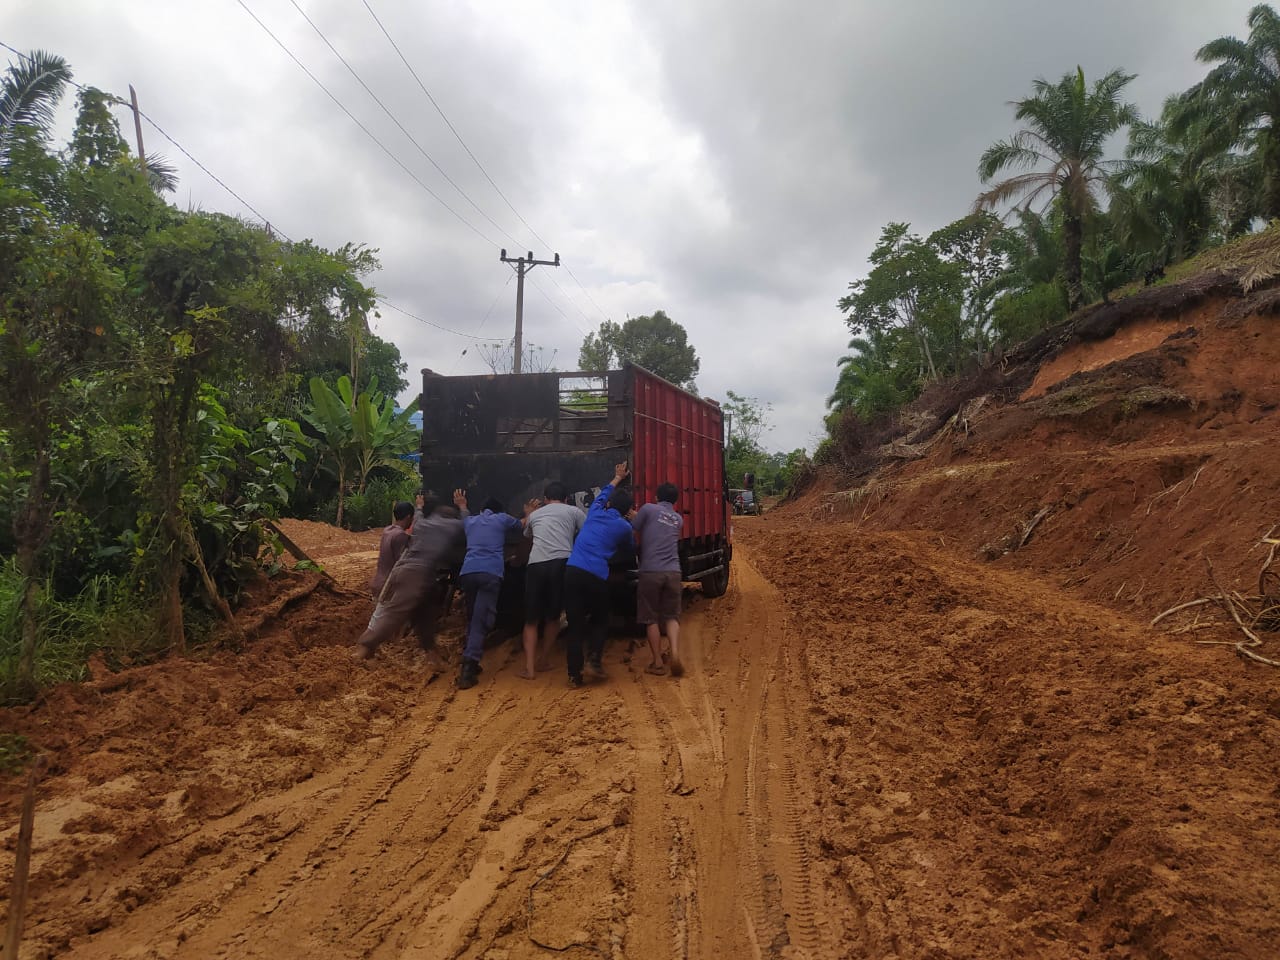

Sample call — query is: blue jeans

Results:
[459,572,502,663]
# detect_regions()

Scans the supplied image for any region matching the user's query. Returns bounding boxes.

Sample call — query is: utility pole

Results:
[499,249,559,373]
[128,85,147,176]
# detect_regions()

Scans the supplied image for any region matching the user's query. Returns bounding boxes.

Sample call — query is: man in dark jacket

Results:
[563,462,635,687]
[353,493,465,668]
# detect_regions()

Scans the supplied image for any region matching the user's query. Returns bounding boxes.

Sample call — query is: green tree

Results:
[723,390,772,485]
[0,184,121,698]
[1112,96,1242,268]
[304,375,419,526]
[577,312,700,388]
[1179,4,1280,219]
[985,209,1068,346]
[0,48,393,697]
[69,86,128,169]
[978,67,1138,311]
[839,223,963,382]
[578,319,620,372]
[928,212,1014,365]
[828,329,914,420]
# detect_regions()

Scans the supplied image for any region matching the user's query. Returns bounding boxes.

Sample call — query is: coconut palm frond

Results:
[0,49,72,165]
[144,152,179,193]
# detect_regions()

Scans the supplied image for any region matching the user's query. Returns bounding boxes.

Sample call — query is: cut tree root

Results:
[527,823,615,954]
[1150,527,1280,668]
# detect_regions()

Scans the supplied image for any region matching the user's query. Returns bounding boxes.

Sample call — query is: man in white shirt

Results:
[518,480,585,679]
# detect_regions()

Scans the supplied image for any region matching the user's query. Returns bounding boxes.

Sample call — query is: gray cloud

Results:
[2,0,1259,450]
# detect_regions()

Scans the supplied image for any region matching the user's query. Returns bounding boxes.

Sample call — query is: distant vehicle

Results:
[419,363,732,598]
[729,488,759,515]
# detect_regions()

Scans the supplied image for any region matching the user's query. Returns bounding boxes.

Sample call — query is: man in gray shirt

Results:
[519,480,585,679]
[632,481,685,676]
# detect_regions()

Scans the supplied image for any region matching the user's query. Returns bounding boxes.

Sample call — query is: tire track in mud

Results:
[614,552,827,959]
[62,643,606,960]
[50,544,827,960]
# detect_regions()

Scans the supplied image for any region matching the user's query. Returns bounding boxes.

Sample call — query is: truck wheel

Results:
[701,565,730,598]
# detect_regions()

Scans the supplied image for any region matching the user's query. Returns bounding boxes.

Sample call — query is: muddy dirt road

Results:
[4,518,1278,958]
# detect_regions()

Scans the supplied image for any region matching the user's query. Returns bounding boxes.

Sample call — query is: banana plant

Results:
[305,375,418,526]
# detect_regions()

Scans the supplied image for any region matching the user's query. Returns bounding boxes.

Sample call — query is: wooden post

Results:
[4,755,48,960]
[128,85,147,174]
[263,519,337,583]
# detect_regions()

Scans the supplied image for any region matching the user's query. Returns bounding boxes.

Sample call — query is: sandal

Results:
[645,663,667,676]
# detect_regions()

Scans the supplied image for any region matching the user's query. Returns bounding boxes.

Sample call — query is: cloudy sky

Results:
[2,0,1259,450]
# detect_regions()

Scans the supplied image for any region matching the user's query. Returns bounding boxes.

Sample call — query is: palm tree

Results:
[1180,4,1280,219]
[977,67,1138,311]
[143,153,179,194]
[1111,96,1235,268]
[0,49,71,168]
[827,330,909,419]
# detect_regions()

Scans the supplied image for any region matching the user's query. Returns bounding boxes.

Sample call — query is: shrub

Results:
[0,559,155,704]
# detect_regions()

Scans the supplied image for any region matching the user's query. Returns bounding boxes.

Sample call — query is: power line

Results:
[234,0,500,248]
[359,1,616,327]
[0,39,547,345]
[360,0,551,251]
[286,0,522,248]
[476,271,514,336]
[376,295,508,341]
[528,273,588,339]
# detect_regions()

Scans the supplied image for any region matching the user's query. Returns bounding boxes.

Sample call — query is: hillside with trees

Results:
[821,6,1279,457]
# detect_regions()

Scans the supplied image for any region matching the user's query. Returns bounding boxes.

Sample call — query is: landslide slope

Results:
[806,235,1280,630]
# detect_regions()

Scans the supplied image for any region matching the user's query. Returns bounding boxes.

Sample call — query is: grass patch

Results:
[0,732,33,773]
[0,558,158,705]
[1033,381,1113,418]
[1121,385,1193,417]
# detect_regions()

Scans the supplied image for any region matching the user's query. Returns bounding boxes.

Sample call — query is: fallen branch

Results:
[1151,596,1222,626]
[263,519,337,583]
[1018,504,1055,549]
[238,576,328,638]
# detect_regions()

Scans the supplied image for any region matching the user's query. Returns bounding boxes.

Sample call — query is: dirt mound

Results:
[274,517,381,560]
[739,520,1280,958]
[0,573,446,955]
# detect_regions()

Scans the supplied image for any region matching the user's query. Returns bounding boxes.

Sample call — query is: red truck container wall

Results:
[630,368,725,540]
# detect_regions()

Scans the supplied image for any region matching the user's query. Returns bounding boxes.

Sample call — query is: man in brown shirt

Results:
[369,501,414,598]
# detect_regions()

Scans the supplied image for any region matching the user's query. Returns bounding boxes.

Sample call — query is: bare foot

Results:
[535,659,554,672]
[351,646,373,662]
[645,662,667,676]
[668,658,685,678]
[516,668,536,681]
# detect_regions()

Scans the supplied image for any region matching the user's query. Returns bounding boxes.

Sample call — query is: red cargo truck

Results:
[419,364,731,597]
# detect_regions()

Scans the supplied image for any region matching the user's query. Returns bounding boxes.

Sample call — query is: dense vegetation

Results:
[822,5,1279,458]
[0,51,416,700]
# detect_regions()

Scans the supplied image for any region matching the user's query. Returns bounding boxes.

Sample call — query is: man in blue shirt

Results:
[452,489,525,690]
[564,462,635,687]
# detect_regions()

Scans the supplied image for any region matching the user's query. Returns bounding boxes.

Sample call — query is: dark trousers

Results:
[564,565,610,679]
[357,565,444,653]
[458,571,502,663]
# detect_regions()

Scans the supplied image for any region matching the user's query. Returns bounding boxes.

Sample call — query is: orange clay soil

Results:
[1,301,1277,959]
